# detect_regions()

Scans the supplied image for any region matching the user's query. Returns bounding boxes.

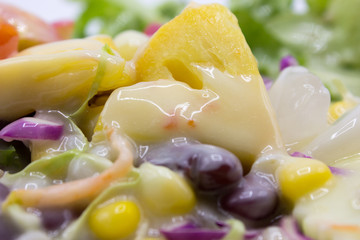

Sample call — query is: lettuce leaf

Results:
[0,140,30,174]
[0,150,112,188]
[230,0,360,97]
[70,0,151,37]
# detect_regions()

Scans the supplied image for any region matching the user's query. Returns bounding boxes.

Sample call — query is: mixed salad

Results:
[0,1,360,240]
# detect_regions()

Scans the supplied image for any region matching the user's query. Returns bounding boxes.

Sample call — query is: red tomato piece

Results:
[0,3,58,50]
[0,21,18,59]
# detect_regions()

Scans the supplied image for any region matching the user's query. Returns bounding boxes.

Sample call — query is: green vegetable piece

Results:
[0,141,30,174]
[306,0,329,15]
[72,0,151,37]
[0,150,112,188]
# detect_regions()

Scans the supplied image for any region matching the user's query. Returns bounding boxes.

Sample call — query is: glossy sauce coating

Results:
[100,67,285,170]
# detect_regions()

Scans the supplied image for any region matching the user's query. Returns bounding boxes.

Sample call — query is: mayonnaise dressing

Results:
[294,158,360,240]
[99,66,285,170]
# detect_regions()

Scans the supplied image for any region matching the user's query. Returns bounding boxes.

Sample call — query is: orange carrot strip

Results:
[331,224,360,232]
[3,131,133,208]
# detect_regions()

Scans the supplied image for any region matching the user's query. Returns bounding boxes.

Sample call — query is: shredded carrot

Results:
[2,130,134,209]
[331,224,360,232]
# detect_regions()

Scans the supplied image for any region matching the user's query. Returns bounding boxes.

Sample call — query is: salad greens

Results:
[70,0,360,97]
[0,141,30,174]
[230,0,360,96]
[70,0,185,37]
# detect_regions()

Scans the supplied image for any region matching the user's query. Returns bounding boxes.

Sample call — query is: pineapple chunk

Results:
[97,3,285,170]
[135,3,259,87]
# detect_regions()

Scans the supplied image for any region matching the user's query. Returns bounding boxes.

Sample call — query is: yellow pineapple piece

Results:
[134,3,259,88]
[96,3,285,170]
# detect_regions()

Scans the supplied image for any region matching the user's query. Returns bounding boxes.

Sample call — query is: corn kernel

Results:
[88,200,141,240]
[328,100,356,124]
[139,163,196,215]
[278,158,332,203]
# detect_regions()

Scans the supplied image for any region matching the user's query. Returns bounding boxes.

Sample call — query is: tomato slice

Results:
[0,3,58,51]
[0,21,18,59]
[52,20,74,40]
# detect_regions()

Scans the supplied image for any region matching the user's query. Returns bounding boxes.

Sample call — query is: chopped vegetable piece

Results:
[0,3,58,49]
[0,21,18,59]
[0,140,30,173]
[89,200,140,240]
[280,55,298,71]
[2,130,134,208]
[135,3,260,84]
[52,20,74,40]
[160,222,228,240]
[0,117,63,142]
[139,163,195,215]
[144,23,162,36]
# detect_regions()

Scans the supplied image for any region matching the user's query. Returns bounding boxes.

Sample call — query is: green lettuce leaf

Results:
[325,0,360,69]
[0,140,30,174]
[229,0,296,78]
[230,0,360,97]
[70,0,152,37]
[0,150,112,188]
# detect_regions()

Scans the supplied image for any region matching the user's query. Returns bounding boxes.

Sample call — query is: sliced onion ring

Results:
[0,117,63,142]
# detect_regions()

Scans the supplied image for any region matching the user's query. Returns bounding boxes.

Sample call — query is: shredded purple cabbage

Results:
[144,23,162,36]
[290,152,312,158]
[280,55,298,71]
[244,229,262,239]
[160,222,228,240]
[290,152,350,176]
[328,166,352,175]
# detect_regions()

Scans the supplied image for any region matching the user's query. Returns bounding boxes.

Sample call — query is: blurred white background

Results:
[0,0,229,22]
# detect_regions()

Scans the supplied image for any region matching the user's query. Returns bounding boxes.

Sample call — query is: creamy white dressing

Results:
[100,66,285,170]
[294,158,360,240]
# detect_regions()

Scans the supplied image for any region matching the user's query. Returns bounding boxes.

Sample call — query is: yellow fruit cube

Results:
[138,163,196,215]
[278,157,332,203]
[134,3,259,87]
